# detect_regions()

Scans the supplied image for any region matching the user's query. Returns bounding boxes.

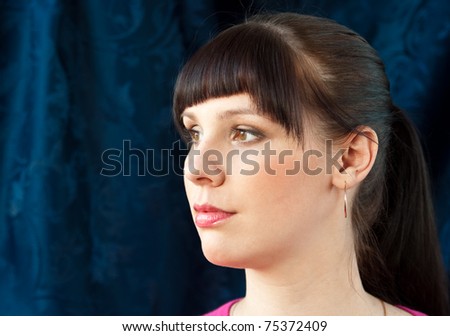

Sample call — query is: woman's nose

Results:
[184,144,226,187]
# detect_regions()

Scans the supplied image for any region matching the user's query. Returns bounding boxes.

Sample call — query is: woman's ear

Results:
[331,126,379,190]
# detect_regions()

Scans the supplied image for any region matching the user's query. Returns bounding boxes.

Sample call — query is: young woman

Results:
[173,13,449,316]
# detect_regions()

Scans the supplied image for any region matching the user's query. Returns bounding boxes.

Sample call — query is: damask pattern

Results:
[0,0,448,315]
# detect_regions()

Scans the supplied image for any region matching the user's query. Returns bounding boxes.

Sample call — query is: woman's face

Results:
[182,94,337,269]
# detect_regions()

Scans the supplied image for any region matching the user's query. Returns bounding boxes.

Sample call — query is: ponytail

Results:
[374,106,449,315]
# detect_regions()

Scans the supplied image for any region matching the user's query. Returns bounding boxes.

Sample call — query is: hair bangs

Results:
[173,22,305,140]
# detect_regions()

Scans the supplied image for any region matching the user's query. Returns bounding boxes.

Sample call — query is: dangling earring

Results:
[344,181,348,218]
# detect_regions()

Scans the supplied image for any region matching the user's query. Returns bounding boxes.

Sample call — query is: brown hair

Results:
[173,13,449,315]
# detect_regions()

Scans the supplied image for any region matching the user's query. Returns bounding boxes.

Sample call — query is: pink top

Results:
[205,299,241,316]
[205,299,427,316]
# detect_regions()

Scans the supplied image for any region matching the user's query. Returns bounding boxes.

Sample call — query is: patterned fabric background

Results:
[0,0,449,315]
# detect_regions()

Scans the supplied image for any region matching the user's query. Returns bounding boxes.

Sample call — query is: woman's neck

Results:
[233,247,382,315]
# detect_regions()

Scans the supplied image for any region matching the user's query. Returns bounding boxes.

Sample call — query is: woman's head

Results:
[175,13,389,276]
[173,13,449,314]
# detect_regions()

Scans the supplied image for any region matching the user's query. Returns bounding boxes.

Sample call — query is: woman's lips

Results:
[193,204,235,227]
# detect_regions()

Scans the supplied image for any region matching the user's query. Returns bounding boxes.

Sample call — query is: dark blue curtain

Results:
[0,0,449,315]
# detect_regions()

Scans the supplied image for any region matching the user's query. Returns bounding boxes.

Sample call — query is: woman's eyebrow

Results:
[217,108,256,120]
[181,107,258,120]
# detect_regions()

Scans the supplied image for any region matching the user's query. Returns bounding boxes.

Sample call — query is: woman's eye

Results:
[183,125,201,144]
[231,129,260,143]
[188,129,200,143]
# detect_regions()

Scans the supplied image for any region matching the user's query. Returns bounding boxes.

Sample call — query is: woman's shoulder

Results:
[203,299,241,316]
[394,305,427,316]
[203,299,427,316]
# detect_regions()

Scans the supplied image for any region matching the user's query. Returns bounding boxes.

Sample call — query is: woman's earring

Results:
[344,181,348,218]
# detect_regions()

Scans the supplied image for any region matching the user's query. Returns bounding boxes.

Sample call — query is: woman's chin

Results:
[201,245,247,269]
